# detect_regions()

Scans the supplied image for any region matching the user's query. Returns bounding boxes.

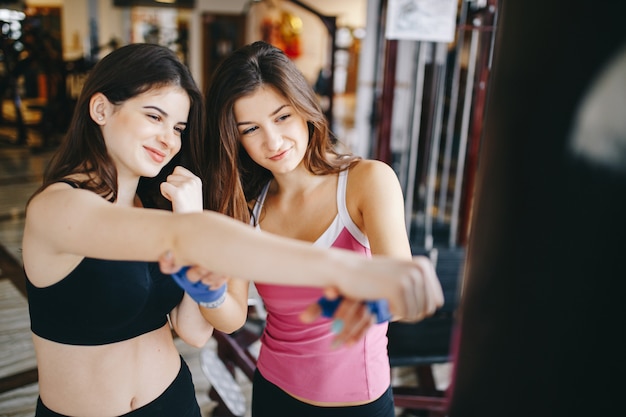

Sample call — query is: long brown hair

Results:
[31,43,205,209]
[204,41,359,223]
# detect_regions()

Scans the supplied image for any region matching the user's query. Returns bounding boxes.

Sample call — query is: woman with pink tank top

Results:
[200,41,442,417]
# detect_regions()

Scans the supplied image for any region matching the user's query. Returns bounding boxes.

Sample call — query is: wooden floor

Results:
[0,131,449,417]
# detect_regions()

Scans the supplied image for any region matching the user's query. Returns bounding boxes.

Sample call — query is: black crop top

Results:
[26,258,183,345]
[26,179,184,346]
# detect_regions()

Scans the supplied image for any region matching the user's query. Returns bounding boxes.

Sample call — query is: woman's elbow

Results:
[212,313,247,334]
[179,326,214,348]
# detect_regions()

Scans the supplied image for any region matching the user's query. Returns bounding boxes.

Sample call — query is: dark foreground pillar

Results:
[448,1,626,416]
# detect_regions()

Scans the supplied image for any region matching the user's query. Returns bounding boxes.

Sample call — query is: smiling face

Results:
[234,85,310,175]
[94,85,191,180]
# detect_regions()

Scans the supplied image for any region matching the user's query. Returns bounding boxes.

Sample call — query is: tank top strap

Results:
[251,181,271,227]
[336,169,349,217]
[336,169,369,247]
[58,179,79,188]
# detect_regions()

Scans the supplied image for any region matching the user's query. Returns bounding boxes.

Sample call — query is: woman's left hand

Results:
[160,166,203,213]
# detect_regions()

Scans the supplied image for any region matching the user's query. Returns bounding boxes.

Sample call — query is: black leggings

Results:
[35,357,201,417]
[252,369,395,417]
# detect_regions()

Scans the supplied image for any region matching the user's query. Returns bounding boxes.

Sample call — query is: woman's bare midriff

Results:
[34,324,180,416]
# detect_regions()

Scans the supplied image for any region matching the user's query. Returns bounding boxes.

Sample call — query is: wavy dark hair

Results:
[31,43,205,209]
[204,40,359,223]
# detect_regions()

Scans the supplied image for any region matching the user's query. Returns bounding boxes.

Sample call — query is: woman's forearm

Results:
[172,210,358,288]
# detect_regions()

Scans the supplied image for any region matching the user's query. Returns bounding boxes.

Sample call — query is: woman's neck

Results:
[271,168,328,199]
[115,178,141,207]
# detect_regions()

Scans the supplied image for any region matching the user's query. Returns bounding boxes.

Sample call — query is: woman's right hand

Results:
[337,255,445,323]
[158,251,229,290]
[387,255,444,322]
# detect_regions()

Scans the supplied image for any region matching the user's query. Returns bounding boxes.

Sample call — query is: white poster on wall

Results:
[385,0,458,42]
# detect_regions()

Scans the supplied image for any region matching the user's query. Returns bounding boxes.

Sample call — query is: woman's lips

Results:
[145,146,166,163]
[269,148,290,161]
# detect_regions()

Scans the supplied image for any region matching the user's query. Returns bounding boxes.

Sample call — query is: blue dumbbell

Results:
[317,296,392,324]
[171,266,227,308]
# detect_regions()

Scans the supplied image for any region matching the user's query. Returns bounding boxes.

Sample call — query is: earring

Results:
[98,116,103,121]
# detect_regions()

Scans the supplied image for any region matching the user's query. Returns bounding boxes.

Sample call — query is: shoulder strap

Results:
[250,181,272,227]
[336,169,369,247]
[57,179,79,188]
[336,169,349,215]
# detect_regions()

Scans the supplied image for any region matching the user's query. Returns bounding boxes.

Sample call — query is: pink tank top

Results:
[251,169,390,403]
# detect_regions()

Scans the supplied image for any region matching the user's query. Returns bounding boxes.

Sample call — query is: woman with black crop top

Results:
[22,43,443,417]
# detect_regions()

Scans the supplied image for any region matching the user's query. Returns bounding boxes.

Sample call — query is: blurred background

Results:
[0,1,500,416]
[0,0,496,251]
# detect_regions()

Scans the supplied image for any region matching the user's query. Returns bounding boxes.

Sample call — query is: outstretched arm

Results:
[23,181,442,321]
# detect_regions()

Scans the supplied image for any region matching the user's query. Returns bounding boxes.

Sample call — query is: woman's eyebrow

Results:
[236,104,290,127]
[269,104,289,117]
[142,105,168,116]
[143,105,187,125]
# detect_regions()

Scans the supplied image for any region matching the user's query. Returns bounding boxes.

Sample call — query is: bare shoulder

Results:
[27,182,73,218]
[23,183,95,284]
[347,159,400,187]
[24,183,113,251]
[345,159,404,221]
[27,182,100,221]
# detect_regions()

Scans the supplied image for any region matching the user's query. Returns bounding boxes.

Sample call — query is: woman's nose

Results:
[158,127,179,149]
[264,127,283,151]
